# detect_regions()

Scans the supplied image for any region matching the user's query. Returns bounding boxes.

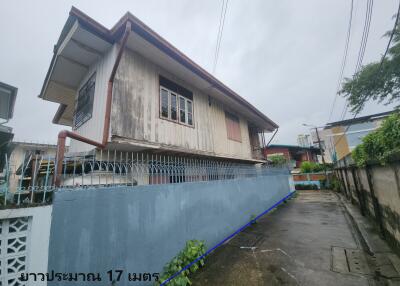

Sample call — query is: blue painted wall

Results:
[48,172,291,285]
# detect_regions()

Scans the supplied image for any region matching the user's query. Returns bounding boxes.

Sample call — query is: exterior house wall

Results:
[327,118,386,162]
[110,49,253,160]
[264,147,291,161]
[264,147,318,167]
[331,126,350,160]
[8,143,57,192]
[69,45,118,153]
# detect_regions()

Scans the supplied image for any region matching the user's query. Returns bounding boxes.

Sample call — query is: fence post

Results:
[343,162,354,204]
[390,163,400,239]
[351,167,365,216]
[337,168,348,199]
[390,163,400,200]
[365,165,385,238]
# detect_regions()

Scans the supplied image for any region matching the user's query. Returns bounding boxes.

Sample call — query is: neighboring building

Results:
[6,142,60,191]
[0,82,17,178]
[39,7,277,176]
[323,110,396,162]
[310,128,334,164]
[297,134,311,147]
[263,144,320,168]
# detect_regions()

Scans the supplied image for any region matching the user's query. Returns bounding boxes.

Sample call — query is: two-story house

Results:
[39,7,278,185]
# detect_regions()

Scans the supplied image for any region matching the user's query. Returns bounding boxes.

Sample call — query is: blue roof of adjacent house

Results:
[267,144,321,153]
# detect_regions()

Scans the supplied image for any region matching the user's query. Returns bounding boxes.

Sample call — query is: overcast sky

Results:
[0,0,398,145]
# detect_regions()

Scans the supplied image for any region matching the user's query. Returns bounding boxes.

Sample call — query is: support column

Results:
[365,165,385,238]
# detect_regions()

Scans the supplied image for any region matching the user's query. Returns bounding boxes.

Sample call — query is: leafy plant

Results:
[352,112,400,166]
[294,183,319,190]
[250,214,257,224]
[158,240,206,286]
[340,17,400,113]
[268,154,287,166]
[300,161,323,173]
[330,176,341,192]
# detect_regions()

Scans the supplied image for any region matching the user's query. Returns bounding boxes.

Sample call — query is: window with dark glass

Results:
[159,75,193,126]
[74,73,95,129]
[161,88,169,118]
[179,97,186,123]
[187,101,193,125]
[171,93,177,120]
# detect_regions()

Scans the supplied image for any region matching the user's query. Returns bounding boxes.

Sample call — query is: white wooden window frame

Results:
[159,86,194,127]
[187,100,193,126]
[170,92,178,121]
[160,87,170,119]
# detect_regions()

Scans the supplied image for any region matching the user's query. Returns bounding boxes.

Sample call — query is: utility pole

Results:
[303,123,329,188]
[314,127,326,166]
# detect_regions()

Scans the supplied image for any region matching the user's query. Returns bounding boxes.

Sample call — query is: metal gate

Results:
[0,217,31,286]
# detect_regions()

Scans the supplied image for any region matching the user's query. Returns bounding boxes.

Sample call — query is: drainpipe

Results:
[54,21,132,186]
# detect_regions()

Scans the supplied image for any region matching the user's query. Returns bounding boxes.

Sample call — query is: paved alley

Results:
[192,191,400,286]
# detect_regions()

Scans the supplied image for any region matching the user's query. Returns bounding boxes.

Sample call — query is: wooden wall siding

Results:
[69,45,118,153]
[111,49,253,160]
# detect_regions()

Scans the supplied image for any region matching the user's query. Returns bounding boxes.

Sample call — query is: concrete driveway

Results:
[192,190,400,286]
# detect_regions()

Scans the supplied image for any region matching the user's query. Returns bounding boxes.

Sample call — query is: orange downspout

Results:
[54,22,131,186]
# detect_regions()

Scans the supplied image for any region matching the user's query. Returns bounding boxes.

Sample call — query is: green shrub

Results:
[269,154,287,166]
[158,240,206,286]
[330,176,341,192]
[319,179,328,189]
[352,144,367,167]
[300,161,323,173]
[352,112,400,166]
[295,183,319,190]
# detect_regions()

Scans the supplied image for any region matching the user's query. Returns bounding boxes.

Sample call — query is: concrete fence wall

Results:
[335,163,400,253]
[48,172,292,285]
[0,205,52,286]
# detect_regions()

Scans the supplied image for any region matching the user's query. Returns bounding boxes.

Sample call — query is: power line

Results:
[328,0,354,122]
[212,0,229,74]
[355,0,374,73]
[339,0,374,121]
[334,0,400,148]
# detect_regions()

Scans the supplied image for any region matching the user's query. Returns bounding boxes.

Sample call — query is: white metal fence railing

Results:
[0,151,289,207]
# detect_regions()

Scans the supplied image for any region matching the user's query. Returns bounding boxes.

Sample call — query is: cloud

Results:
[0,0,398,145]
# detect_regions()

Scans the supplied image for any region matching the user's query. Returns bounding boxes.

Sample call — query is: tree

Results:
[269,155,287,166]
[352,112,400,166]
[340,18,400,113]
[300,161,323,173]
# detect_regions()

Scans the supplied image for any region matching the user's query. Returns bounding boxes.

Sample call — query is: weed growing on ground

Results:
[158,240,206,286]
